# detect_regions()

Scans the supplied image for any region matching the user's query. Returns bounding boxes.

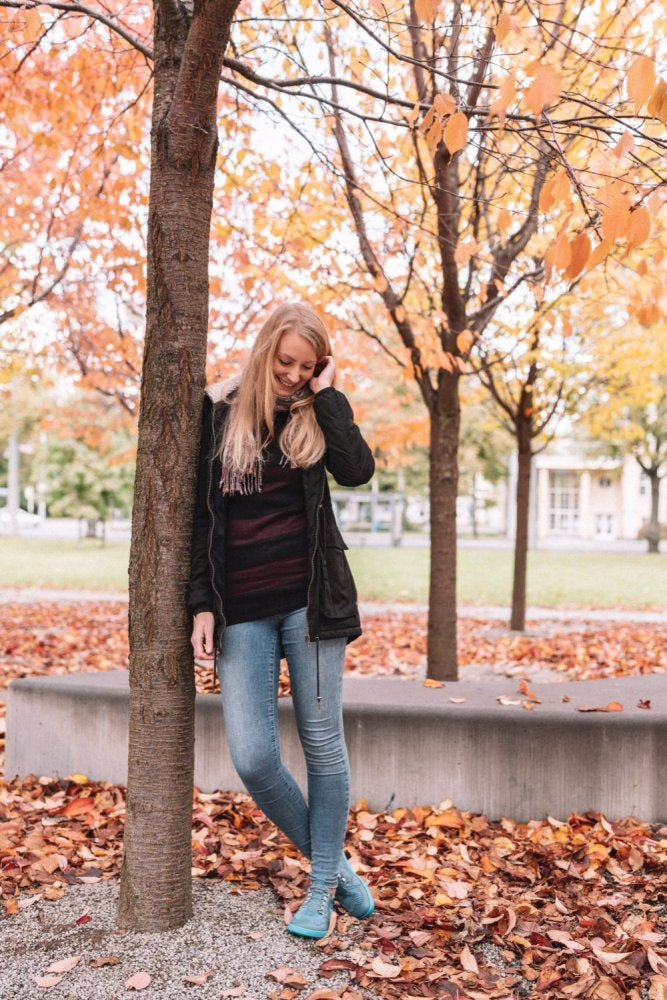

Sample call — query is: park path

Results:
[0,587,664,623]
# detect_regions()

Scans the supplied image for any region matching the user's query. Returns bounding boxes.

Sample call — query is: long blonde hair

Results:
[216,302,334,492]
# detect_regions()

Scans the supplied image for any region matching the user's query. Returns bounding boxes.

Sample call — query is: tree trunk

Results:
[646,468,661,554]
[510,427,532,631]
[118,0,239,933]
[427,372,460,681]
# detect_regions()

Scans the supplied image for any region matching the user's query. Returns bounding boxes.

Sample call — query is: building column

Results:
[370,476,379,531]
[536,467,550,541]
[506,451,518,540]
[528,454,538,550]
[579,470,592,538]
[7,430,20,536]
[620,456,641,539]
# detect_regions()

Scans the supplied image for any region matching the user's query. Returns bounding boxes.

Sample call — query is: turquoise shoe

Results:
[287,885,335,939]
[335,869,375,919]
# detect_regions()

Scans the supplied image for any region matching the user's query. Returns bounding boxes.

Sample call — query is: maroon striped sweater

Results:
[222,410,309,626]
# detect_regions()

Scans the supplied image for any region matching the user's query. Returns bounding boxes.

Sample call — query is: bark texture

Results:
[511,424,532,631]
[118,0,240,932]
[427,373,461,681]
[646,469,661,554]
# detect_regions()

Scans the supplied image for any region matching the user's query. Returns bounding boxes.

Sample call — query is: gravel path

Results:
[0,587,664,622]
[0,878,377,1000]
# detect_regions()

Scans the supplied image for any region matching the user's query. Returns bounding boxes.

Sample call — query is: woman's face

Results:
[272,329,319,395]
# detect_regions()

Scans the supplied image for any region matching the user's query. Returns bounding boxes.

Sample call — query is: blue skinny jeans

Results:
[216,606,350,889]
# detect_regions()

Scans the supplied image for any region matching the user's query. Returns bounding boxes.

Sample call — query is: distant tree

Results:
[0,366,47,445]
[582,326,667,553]
[0,366,53,518]
[6,0,665,930]
[234,0,666,674]
[458,387,513,537]
[472,306,588,627]
[43,433,134,528]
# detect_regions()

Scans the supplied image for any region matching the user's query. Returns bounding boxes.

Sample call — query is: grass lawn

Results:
[0,537,131,592]
[347,546,666,609]
[0,536,665,608]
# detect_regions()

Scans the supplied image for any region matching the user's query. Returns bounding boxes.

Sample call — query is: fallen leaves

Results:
[46,955,81,973]
[370,955,402,978]
[342,611,667,692]
[267,967,310,986]
[89,954,120,967]
[2,773,665,997]
[30,973,61,988]
[650,975,667,1000]
[30,953,137,991]
[183,968,215,984]
[577,701,624,713]
[125,970,151,990]
[1,600,666,999]
[318,958,360,975]
[496,694,521,705]
[1,603,665,715]
[518,678,541,702]
[649,949,667,975]
[460,943,479,973]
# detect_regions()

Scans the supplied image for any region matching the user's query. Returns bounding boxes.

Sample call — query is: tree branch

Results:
[0,0,154,58]
[324,24,434,406]
[0,224,83,326]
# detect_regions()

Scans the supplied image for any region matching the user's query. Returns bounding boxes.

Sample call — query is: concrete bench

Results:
[6,671,665,822]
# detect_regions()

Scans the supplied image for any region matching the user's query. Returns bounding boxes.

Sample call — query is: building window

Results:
[639,474,648,497]
[548,471,580,534]
[595,514,614,537]
[599,476,612,488]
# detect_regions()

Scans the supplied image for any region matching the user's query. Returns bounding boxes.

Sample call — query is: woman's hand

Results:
[309,354,335,394]
[191,611,215,660]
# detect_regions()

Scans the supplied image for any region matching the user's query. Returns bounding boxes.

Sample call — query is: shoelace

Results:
[304,888,330,914]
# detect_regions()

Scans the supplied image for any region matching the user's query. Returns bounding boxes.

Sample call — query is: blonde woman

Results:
[188,302,375,938]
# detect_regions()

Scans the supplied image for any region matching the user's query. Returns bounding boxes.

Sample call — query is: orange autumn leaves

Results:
[415,35,664,145]
[406,8,664,299]
[542,169,656,282]
[0,603,665,702]
[411,95,468,157]
[627,54,667,117]
[1,599,666,997]
[2,772,666,1000]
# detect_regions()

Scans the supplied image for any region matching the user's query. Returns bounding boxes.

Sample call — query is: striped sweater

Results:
[222,410,309,626]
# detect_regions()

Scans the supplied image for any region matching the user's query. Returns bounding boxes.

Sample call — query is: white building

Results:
[330,436,665,545]
[505,439,665,544]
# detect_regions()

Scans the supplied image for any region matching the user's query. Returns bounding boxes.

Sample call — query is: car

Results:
[0,507,44,527]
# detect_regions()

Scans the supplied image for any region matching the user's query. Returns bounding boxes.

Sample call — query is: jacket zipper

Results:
[205,398,226,674]
[306,468,326,704]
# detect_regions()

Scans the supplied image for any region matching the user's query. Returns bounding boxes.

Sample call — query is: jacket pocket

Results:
[322,545,357,618]
[324,512,348,549]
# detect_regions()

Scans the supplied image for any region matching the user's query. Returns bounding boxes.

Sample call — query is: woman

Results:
[187,302,376,939]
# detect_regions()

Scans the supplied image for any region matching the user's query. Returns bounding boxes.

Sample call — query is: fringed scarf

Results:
[219,386,310,496]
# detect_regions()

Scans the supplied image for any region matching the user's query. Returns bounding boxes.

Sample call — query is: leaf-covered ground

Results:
[1,601,666,998]
[1,600,665,696]
[1,777,666,998]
